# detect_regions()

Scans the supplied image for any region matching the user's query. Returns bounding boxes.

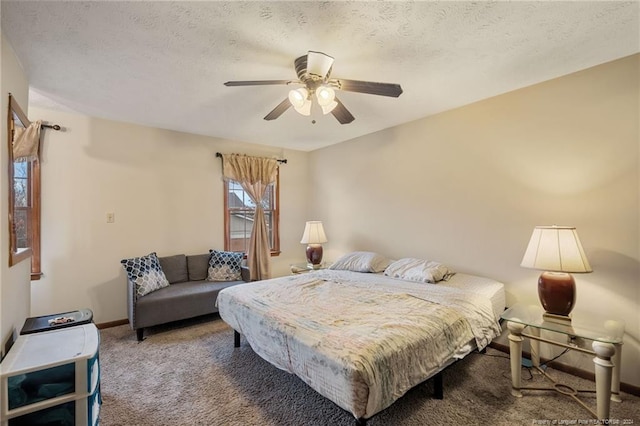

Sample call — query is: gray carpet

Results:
[99,315,639,426]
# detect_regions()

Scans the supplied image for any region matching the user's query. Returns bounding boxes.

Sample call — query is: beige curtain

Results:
[13,120,42,162]
[222,154,278,281]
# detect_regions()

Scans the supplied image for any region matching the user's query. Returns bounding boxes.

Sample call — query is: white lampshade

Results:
[294,99,312,116]
[321,100,338,115]
[300,221,328,244]
[316,86,336,107]
[521,226,592,273]
[288,88,309,108]
[307,51,334,78]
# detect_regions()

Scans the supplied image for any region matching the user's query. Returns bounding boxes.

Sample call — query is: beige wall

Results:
[6,35,638,388]
[310,55,640,387]
[0,33,32,358]
[27,107,310,325]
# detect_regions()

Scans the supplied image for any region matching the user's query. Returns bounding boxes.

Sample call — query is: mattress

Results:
[217,270,503,420]
[436,272,506,320]
[310,270,505,320]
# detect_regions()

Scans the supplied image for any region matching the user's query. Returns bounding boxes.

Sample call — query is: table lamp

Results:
[300,221,327,268]
[520,225,592,324]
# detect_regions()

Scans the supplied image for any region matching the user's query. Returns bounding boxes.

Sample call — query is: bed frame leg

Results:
[234,330,240,348]
[355,418,367,426]
[434,371,444,399]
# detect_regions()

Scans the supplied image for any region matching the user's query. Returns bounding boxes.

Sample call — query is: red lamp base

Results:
[538,271,576,319]
[306,244,324,267]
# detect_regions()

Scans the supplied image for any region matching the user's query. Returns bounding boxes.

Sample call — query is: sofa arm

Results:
[241,265,251,282]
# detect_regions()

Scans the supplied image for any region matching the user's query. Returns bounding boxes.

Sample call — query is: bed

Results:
[217,259,504,425]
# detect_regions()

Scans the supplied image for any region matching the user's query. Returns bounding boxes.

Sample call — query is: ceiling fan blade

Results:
[307,51,334,80]
[329,78,403,97]
[331,97,355,124]
[224,80,295,87]
[263,98,292,121]
[294,55,308,81]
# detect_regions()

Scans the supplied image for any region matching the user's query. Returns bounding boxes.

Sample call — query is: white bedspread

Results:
[217,270,501,419]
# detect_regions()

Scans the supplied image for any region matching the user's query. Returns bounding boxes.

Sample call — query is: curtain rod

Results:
[41,123,61,131]
[8,94,61,130]
[216,152,287,164]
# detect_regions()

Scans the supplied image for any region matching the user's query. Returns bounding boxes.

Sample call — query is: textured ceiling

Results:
[2,1,638,151]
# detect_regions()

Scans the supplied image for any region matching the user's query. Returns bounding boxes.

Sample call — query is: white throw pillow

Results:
[329,251,392,273]
[384,258,455,283]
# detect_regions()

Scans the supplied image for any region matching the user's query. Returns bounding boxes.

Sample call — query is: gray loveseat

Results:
[127,253,250,341]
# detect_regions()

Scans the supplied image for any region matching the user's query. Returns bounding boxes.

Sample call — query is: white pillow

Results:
[383,258,455,283]
[329,251,392,273]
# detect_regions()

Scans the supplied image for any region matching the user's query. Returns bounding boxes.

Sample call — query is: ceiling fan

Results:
[224,51,403,124]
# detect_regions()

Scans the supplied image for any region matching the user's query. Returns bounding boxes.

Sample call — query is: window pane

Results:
[229,211,253,253]
[14,177,28,207]
[14,208,29,249]
[228,208,275,252]
[229,181,256,209]
[264,211,274,247]
[14,161,27,178]
[260,185,273,209]
[225,175,279,255]
[13,161,31,249]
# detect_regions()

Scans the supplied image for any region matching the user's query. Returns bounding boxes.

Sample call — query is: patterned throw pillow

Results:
[121,252,170,297]
[207,250,243,282]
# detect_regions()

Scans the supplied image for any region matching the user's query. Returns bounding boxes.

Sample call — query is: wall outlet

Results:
[106,212,115,223]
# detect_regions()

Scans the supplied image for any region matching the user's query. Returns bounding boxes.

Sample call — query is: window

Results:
[224,172,280,256]
[8,94,41,279]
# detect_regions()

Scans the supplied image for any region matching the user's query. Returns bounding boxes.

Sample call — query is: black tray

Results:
[20,309,94,335]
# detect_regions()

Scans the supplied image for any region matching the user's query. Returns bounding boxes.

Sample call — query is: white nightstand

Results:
[501,303,623,420]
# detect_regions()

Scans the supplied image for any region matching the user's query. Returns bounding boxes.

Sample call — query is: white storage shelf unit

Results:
[0,324,100,426]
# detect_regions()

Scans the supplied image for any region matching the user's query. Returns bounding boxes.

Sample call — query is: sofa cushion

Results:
[187,253,210,281]
[207,250,243,281]
[158,254,188,284]
[121,252,170,297]
[134,279,243,328]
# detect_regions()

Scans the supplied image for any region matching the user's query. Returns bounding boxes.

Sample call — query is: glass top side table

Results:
[500,303,624,421]
[290,262,329,274]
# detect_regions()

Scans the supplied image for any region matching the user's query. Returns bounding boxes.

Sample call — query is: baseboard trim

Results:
[489,342,640,397]
[96,318,128,329]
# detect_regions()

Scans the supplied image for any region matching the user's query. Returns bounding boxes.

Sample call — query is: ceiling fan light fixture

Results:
[294,99,312,116]
[321,100,338,115]
[225,51,402,124]
[288,88,309,108]
[316,86,336,107]
[307,51,335,79]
